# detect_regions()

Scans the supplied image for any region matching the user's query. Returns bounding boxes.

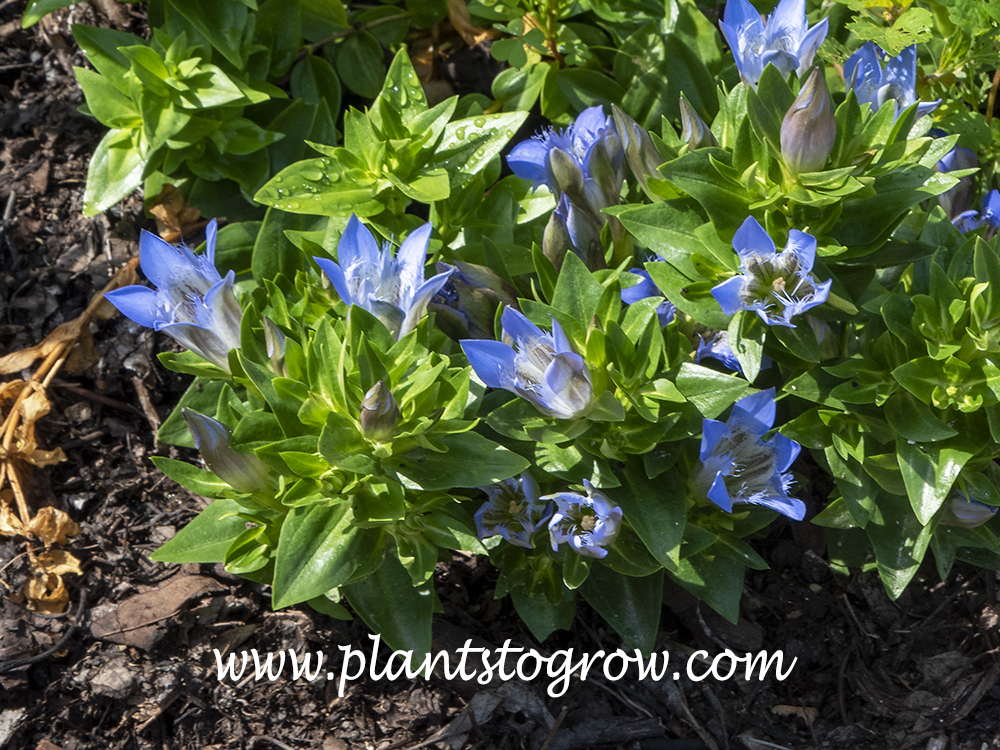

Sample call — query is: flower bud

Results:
[543,204,573,270]
[262,316,287,377]
[182,409,270,494]
[611,104,666,202]
[679,97,718,151]
[780,68,836,177]
[939,492,998,528]
[359,381,400,442]
[546,147,587,206]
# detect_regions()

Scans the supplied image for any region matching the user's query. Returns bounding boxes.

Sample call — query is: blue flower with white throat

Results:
[845,42,940,121]
[720,0,829,88]
[475,474,551,548]
[546,480,622,559]
[313,215,452,340]
[461,307,593,420]
[103,220,241,373]
[711,217,831,328]
[692,388,805,520]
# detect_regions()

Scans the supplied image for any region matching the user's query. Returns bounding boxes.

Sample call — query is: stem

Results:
[305,12,411,55]
[987,70,1000,127]
[544,0,565,67]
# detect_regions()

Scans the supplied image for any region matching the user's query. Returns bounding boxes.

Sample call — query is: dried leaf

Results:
[0,493,24,537]
[20,573,69,614]
[18,386,52,425]
[64,326,100,374]
[447,0,494,46]
[26,507,80,546]
[771,705,818,723]
[21,446,67,468]
[31,549,83,577]
[0,319,82,376]
[148,184,201,242]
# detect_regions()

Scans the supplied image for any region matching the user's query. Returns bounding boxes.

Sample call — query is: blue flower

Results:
[314,215,452,340]
[696,331,744,374]
[546,480,622,559]
[940,491,998,528]
[104,220,241,372]
[621,270,676,326]
[720,0,828,88]
[508,105,623,195]
[692,389,805,520]
[182,409,270,494]
[936,146,978,221]
[845,42,940,121]
[952,190,1000,233]
[461,307,593,420]
[475,473,551,548]
[711,217,831,328]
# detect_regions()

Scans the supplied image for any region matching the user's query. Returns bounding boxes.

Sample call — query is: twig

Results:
[538,705,569,750]
[50,379,143,417]
[987,69,1000,127]
[131,375,163,453]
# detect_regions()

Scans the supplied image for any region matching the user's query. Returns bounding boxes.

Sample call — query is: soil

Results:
[1,3,999,750]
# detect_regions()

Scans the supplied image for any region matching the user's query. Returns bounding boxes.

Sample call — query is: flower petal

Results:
[396,222,433,297]
[707,472,733,512]
[794,16,828,74]
[400,267,453,338]
[314,257,352,305]
[507,139,551,186]
[732,216,775,258]
[461,339,516,389]
[700,418,730,460]
[748,494,806,520]
[205,218,218,267]
[730,387,776,433]
[158,322,233,371]
[712,275,747,316]
[501,307,545,344]
[104,286,164,329]
[785,229,817,271]
[339,214,380,269]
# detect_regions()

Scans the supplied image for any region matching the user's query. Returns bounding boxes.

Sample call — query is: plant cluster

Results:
[23,0,1000,655]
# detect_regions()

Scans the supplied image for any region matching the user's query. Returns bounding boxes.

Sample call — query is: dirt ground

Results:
[1,4,999,750]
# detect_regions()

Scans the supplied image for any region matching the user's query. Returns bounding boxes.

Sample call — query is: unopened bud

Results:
[182,409,270,494]
[360,381,400,441]
[611,105,666,202]
[543,202,573,270]
[939,492,998,528]
[780,68,836,177]
[546,147,587,206]
[679,97,718,150]
[262,317,287,377]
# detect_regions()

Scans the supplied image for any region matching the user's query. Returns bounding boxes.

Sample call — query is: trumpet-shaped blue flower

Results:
[475,473,551,548]
[712,217,831,328]
[936,146,977,221]
[720,0,828,88]
[104,220,241,372]
[621,270,676,326]
[314,215,452,340]
[182,409,270,494]
[692,389,805,520]
[845,42,940,121]
[461,307,593,420]
[546,480,622,559]
[696,331,744,374]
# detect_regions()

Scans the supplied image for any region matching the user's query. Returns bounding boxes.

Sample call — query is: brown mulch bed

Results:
[1,3,999,750]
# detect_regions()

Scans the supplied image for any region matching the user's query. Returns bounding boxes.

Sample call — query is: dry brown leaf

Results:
[64,326,100,374]
[19,572,69,614]
[18,385,52,426]
[20,446,67,468]
[148,184,202,241]
[31,549,83,577]
[771,705,818,723]
[0,492,24,537]
[0,380,27,405]
[0,319,83,376]
[447,0,494,46]
[27,507,80,546]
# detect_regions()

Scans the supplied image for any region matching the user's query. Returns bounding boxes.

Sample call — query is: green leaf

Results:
[71,25,140,94]
[164,0,250,67]
[150,499,248,563]
[555,68,624,111]
[273,503,380,608]
[824,446,876,526]
[158,378,226,448]
[318,412,376,474]
[150,457,231,499]
[384,432,530,491]
[24,0,83,27]
[865,491,934,599]
[74,68,137,128]
[343,547,433,660]
[511,586,576,642]
[675,363,750,418]
[291,54,342,114]
[728,311,764,383]
[667,547,744,623]
[551,252,604,329]
[609,456,685,571]
[82,128,148,217]
[335,30,385,98]
[580,567,664,653]
[883,391,958,442]
[252,208,311,284]
[658,150,754,235]
[896,436,973,525]
[430,111,530,190]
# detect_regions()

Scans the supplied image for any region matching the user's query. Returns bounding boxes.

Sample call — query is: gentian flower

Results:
[475,473,551,548]
[461,307,593,420]
[621,269,676,326]
[104,220,241,372]
[546,479,622,559]
[780,68,836,176]
[314,215,451,340]
[508,106,625,269]
[845,42,940,121]
[696,331,744,374]
[691,389,805,520]
[182,409,270,494]
[953,190,1000,234]
[359,381,400,442]
[936,146,977,221]
[711,217,832,327]
[720,0,828,88]
[939,491,998,528]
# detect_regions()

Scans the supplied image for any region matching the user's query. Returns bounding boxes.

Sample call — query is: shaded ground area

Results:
[1,4,999,750]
